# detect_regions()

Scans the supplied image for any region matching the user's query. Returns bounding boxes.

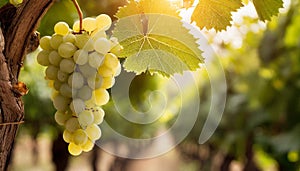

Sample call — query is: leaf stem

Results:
[71,0,83,33]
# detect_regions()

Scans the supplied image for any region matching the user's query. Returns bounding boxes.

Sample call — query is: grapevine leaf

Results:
[113,0,203,77]
[252,0,283,21]
[191,0,243,31]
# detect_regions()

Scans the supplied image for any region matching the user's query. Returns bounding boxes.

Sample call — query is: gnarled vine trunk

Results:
[0,0,53,170]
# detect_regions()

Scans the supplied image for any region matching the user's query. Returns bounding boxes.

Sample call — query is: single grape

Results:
[94,88,110,106]
[101,77,115,89]
[40,36,52,50]
[85,124,102,141]
[94,38,111,54]
[57,70,69,82]
[54,111,72,126]
[60,59,75,74]
[88,52,104,69]
[95,14,112,31]
[74,49,88,65]
[104,53,119,70]
[37,50,50,66]
[45,65,59,80]
[63,34,76,43]
[70,98,86,115]
[54,22,70,36]
[98,65,114,77]
[93,107,105,124]
[53,79,62,91]
[73,20,80,32]
[63,130,73,143]
[65,117,80,132]
[68,72,84,89]
[49,51,62,66]
[53,94,71,112]
[77,86,92,101]
[60,83,73,98]
[75,34,89,49]
[68,142,82,156]
[58,42,77,58]
[78,64,97,78]
[78,110,94,128]
[81,139,94,152]
[87,74,103,89]
[73,129,88,145]
[9,0,23,6]
[83,17,97,32]
[50,34,63,49]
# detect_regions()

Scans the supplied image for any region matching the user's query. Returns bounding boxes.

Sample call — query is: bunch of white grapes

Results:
[37,14,122,156]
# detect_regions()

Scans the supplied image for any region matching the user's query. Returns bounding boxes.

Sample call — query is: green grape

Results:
[58,42,77,58]
[78,110,94,128]
[94,88,109,106]
[98,65,114,77]
[50,34,63,49]
[81,139,94,152]
[73,129,88,145]
[75,34,89,49]
[63,130,73,143]
[63,34,76,43]
[9,0,23,6]
[70,98,86,115]
[54,111,71,126]
[93,107,105,124]
[40,36,52,50]
[115,62,122,76]
[83,17,97,32]
[85,124,101,141]
[91,29,106,40]
[104,53,119,70]
[82,39,94,52]
[74,49,88,65]
[54,22,70,36]
[88,52,104,69]
[53,80,62,91]
[53,94,71,112]
[73,20,80,33]
[78,63,97,78]
[68,142,82,156]
[37,50,50,66]
[101,77,115,89]
[95,14,112,31]
[57,70,69,82]
[94,38,111,54]
[60,59,75,74]
[49,51,62,66]
[68,72,84,89]
[77,86,92,101]
[59,83,73,98]
[45,65,59,80]
[65,117,80,132]
[87,74,103,89]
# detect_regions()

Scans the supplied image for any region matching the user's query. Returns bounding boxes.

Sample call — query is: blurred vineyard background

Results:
[8,0,300,170]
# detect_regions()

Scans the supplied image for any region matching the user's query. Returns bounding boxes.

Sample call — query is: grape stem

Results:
[71,0,83,33]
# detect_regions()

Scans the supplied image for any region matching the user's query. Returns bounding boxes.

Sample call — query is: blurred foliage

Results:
[19,50,58,138]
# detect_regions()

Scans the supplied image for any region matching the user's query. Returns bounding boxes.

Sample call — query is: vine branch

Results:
[71,0,83,33]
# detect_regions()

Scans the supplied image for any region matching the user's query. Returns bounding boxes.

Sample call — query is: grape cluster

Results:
[37,14,122,156]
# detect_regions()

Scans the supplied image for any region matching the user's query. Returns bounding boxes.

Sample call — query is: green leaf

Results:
[252,0,283,21]
[191,0,243,31]
[113,0,203,77]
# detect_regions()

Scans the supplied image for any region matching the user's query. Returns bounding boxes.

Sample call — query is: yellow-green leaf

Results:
[252,0,283,21]
[191,0,243,31]
[113,0,203,77]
